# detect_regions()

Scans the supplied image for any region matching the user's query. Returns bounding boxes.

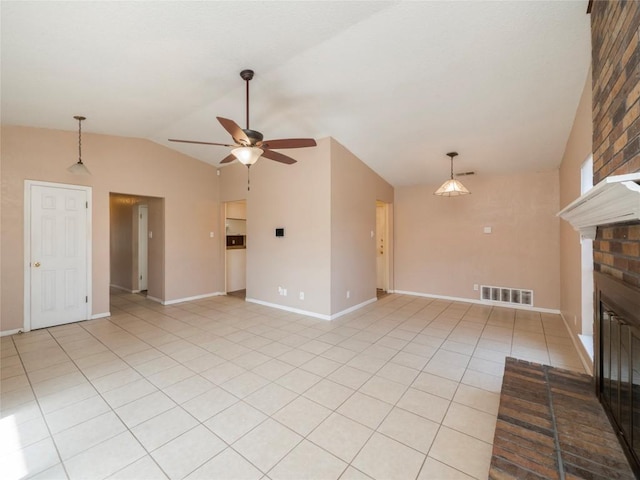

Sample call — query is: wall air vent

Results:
[481,285,533,306]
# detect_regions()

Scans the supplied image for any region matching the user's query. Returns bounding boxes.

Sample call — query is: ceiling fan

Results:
[169,69,317,167]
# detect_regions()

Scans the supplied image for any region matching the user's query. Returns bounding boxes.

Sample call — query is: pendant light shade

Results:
[231,146,263,166]
[68,115,90,175]
[434,152,470,196]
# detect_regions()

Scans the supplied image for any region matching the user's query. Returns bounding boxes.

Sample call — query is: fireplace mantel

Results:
[557,173,640,239]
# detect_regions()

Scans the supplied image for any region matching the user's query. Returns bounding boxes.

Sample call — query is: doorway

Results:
[376,201,390,297]
[225,200,247,298]
[24,181,91,331]
[109,193,163,300]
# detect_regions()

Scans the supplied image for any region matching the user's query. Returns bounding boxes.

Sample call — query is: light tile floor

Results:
[1,291,586,480]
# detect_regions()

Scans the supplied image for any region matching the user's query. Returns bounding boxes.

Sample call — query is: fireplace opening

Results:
[595,271,640,477]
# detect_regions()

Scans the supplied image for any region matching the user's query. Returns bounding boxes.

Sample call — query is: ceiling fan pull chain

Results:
[247,164,251,191]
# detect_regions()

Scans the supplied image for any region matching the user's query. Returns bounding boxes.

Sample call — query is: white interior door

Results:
[138,205,148,291]
[28,183,90,330]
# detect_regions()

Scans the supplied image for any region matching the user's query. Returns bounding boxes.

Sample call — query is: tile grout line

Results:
[543,365,565,480]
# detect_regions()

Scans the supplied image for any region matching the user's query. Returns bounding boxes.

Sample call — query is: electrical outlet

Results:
[346,290,350,299]
[283,289,287,296]
[473,284,479,291]
[278,286,283,295]
[299,292,304,300]
[209,232,214,238]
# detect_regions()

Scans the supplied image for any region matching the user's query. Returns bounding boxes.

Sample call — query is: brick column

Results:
[591,0,640,286]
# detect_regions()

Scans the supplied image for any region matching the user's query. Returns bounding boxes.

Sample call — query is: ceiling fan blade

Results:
[261,138,317,149]
[168,138,235,147]
[220,153,236,164]
[217,117,250,144]
[261,149,297,165]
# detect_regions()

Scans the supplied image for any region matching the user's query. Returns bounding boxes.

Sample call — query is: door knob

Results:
[34,262,41,267]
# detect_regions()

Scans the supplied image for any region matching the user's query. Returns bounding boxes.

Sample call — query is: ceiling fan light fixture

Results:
[68,115,90,175]
[434,151,470,196]
[232,146,263,165]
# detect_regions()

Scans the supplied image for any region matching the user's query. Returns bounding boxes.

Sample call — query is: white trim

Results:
[578,334,594,362]
[393,290,561,314]
[109,284,137,294]
[1,329,22,337]
[148,292,225,306]
[560,312,594,375]
[557,172,640,239]
[244,297,377,321]
[331,297,378,320]
[24,180,92,332]
[91,312,111,320]
[245,298,332,320]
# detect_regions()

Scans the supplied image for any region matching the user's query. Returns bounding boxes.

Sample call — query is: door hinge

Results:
[86,201,88,208]
[85,296,88,303]
[140,275,142,280]
[140,214,143,219]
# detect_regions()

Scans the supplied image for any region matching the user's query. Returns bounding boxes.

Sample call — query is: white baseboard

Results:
[330,297,378,320]
[393,290,561,314]
[2,312,109,336]
[244,297,377,321]
[109,284,135,293]
[1,328,22,337]
[560,312,594,375]
[148,292,225,306]
[245,298,332,320]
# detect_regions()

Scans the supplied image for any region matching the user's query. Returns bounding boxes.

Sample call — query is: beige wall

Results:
[109,194,135,291]
[219,137,393,317]
[559,73,593,335]
[3,122,576,329]
[330,139,394,313]
[1,125,222,331]
[239,139,333,315]
[395,170,561,310]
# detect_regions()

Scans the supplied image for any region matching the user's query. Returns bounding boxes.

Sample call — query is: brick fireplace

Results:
[559,0,640,475]
[591,0,640,474]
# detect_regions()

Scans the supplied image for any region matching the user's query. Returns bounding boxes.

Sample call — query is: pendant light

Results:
[434,152,470,196]
[67,115,90,175]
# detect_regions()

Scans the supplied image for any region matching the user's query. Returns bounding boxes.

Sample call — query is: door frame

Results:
[24,180,92,332]
[376,201,391,293]
[137,204,148,291]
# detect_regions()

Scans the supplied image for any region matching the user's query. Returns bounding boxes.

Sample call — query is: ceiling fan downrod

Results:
[240,69,254,130]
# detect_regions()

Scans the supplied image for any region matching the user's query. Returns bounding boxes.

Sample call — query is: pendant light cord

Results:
[78,118,83,164]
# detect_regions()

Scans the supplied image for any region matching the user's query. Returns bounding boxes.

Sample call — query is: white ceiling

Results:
[1,1,591,187]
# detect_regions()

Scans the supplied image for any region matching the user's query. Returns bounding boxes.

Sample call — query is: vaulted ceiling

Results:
[1,1,591,186]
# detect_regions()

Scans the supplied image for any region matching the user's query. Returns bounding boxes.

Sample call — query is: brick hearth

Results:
[490,357,635,479]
